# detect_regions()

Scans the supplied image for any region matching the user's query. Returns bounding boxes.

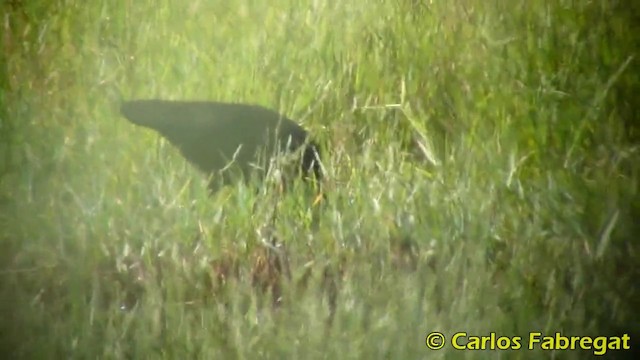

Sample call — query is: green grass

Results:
[1,0,639,359]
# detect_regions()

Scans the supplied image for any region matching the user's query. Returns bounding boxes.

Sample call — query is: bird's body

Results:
[120,100,322,192]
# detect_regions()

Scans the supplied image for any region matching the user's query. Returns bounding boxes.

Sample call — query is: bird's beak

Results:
[312,192,325,207]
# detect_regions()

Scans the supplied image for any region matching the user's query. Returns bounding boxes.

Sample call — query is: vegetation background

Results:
[1,0,638,358]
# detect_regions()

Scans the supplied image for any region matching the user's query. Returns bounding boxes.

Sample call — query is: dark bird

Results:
[120,100,323,193]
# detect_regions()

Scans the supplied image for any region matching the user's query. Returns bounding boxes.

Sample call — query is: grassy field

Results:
[1,0,639,358]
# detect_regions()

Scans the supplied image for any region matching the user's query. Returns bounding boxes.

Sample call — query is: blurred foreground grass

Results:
[1,0,639,358]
